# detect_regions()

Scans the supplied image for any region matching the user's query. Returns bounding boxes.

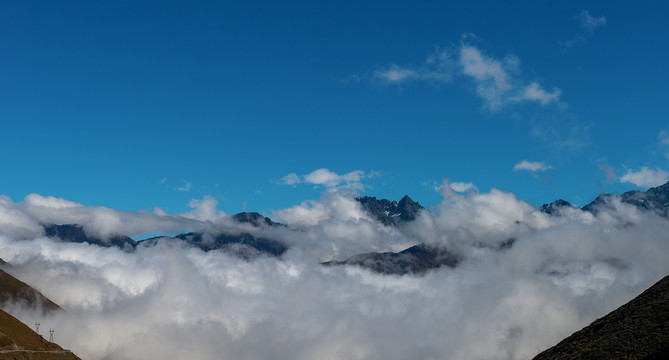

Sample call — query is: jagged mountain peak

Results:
[355,195,424,226]
[232,212,281,227]
[539,199,573,215]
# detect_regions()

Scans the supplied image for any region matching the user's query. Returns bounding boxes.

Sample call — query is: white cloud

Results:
[279,168,371,190]
[517,82,562,105]
[449,181,478,193]
[577,10,606,32]
[619,167,669,188]
[2,185,669,359]
[24,194,82,209]
[514,160,552,172]
[305,169,363,187]
[459,45,513,110]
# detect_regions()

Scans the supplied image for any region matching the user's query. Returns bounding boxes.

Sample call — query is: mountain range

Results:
[34,182,669,276]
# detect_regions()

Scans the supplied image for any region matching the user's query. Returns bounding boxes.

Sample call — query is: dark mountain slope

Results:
[533,274,669,360]
[323,243,460,275]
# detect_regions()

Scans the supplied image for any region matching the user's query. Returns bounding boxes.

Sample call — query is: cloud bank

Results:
[1,183,669,360]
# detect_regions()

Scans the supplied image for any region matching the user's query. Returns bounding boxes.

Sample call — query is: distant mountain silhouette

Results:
[356,195,424,226]
[533,274,669,360]
[43,224,137,251]
[323,243,460,275]
[540,181,669,217]
[42,212,288,259]
[539,199,574,215]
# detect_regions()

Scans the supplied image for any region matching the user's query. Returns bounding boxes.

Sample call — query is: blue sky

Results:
[1,1,668,215]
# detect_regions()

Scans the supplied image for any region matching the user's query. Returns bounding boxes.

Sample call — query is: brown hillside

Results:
[0,309,80,360]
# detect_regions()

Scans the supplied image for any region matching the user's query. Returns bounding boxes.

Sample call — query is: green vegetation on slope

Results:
[534,275,669,360]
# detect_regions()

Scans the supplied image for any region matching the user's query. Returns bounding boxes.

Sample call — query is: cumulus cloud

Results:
[514,160,552,172]
[1,184,669,360]
[280,168,372,190]
[373,40,562,111]
[619,166,669,188]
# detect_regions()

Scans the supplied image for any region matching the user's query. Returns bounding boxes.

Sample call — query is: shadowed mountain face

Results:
[42,212,288,259]
[533,275,669,360]
[539,199,574,215]
[581,181,669,216]
[355,195,424,226]
[232,212,283,227]
[538,181,669,217]
[171,232,288,259]
[323,243,460,275]
[43,224,137,251]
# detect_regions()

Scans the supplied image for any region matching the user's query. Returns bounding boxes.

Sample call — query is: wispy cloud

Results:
[577,10,607,33]
[562,10,606,49]
[619,167,669,188]
[372,49,456,85]
[178,180,191,192]
[373,40,562,111]
[514,160,552,172]
[598,164,617,184]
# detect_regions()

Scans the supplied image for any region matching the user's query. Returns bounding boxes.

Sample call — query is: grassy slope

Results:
[0,309,80,360]
[533,275,669,360]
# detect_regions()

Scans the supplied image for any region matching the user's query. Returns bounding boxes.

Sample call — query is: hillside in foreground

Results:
[0,308,80,360]
[533,275,669,360]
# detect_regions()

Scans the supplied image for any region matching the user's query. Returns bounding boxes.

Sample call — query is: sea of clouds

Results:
[0,180,668,360]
